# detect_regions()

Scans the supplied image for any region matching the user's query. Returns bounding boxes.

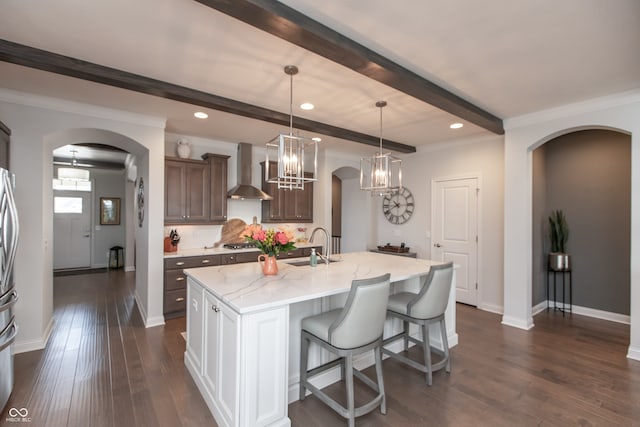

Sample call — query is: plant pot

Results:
[548,252,571,271]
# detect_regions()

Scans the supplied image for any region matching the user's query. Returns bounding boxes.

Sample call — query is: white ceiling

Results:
[0,0,638,158]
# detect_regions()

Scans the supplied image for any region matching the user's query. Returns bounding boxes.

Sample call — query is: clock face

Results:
[382,187,415,225]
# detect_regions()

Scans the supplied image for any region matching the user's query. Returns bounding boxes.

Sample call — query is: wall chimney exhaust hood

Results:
[227,143,273,200]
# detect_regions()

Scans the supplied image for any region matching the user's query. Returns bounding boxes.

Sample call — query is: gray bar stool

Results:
[382,262,453,385]
[299,273,391,427]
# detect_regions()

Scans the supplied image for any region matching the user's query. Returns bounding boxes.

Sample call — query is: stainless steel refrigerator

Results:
[0,167,19,412]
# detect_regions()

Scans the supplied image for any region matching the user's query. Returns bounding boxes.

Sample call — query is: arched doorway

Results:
[502,97,640,360]
[47,129,142,275]
[532,129,631,319]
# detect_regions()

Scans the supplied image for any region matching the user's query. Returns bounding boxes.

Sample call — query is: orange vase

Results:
[258,254,278,275]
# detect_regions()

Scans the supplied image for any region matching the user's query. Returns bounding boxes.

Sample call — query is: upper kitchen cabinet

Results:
[202,153,230,223]
[165,154,230,225]
[260,162,313,223]
[165,158,210,224]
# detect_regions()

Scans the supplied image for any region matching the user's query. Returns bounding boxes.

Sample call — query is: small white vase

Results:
[176,139,192,159]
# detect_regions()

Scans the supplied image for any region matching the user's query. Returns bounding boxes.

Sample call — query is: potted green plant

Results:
[548,210,570,271]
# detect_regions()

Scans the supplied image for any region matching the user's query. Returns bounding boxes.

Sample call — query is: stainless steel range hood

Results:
[227,143,273,200]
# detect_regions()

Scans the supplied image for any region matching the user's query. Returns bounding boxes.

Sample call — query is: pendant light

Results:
[265,65,318,190]
[360,101,402,196]
[58,149,90,181]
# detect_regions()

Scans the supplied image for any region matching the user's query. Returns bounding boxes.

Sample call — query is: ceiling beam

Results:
[0,39,416,153]
[196,0,504,135]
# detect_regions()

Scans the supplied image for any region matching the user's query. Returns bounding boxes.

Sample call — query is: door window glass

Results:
[54,197,83,213]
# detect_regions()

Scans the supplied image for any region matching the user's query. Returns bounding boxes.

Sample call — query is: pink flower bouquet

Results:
[242,224,296,256]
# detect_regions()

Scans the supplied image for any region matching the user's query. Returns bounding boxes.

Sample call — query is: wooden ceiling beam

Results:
[0,39,416,153]
[196,0,504,135]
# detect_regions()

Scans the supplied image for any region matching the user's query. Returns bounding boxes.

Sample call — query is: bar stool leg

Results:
[403,320,409,351]
[345,354,355,427]
[439,318,451,373]
[299,334,309,401]
[374,346,386,414]
[422,323,432,386]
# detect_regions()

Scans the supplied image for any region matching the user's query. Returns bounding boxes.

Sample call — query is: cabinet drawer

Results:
[165,255,221,269]
[165,269,187,291]
[164,289,187,314]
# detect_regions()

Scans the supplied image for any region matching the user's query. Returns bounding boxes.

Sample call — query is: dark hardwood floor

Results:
[3,271,639,426]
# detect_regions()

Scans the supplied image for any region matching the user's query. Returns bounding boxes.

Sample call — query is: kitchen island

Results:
[184,251,457,427]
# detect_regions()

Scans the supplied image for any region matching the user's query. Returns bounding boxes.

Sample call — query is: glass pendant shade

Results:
[360,101,402,196]
[265,65,318,190]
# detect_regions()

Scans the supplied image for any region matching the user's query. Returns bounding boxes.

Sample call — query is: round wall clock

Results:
[382,187,415,225]
[137,177,145,227]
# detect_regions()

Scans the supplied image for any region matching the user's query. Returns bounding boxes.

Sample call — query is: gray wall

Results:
[532,130,631,314]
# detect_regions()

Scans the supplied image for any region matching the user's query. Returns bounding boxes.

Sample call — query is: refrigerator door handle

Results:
[0,317,17,353]
[0,289,18,313]
[0,169,19,292]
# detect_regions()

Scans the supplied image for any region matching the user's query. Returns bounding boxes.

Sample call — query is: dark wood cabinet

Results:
[165,154,229,225]
[202,153,230,223]
[165,158,210,224]
[260,162,313,223]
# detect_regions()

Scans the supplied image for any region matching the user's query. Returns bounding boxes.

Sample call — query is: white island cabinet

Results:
[184,252,456,427]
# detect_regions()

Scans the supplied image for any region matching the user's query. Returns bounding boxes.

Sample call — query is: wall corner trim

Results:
[627,347,640,361]
[501,315,534,330]
[13,317,55,354]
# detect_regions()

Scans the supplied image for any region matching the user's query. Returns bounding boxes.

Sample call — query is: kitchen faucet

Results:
[309,227,331,265]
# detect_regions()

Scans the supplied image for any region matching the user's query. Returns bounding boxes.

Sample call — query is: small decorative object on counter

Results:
[258,254,278,275]
[309,248,317,267]
[242,224,296,275]
[164,229,180,252]
[176,138,192,159]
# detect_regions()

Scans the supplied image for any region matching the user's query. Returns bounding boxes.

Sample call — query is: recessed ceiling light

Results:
[300,103,315,110]
[312,137,322,142]
[194,112,208,119]
[450,122,463,129]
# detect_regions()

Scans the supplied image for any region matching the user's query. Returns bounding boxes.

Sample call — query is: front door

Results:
[432,177,479,306]
[53,191,91,269]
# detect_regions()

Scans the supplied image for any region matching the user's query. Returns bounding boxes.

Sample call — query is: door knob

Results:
[434,243,442,248]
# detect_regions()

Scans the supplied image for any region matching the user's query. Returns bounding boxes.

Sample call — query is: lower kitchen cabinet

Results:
[185,278,289,427]
[203,291,239,427]
[186,280,204,373]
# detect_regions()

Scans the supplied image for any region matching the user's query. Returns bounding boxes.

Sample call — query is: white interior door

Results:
[432,177,478,306]
[53,191,91,269]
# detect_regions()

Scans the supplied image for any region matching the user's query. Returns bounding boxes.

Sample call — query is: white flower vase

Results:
[176,139,192,159]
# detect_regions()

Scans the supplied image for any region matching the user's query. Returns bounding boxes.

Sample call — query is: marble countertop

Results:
[164,242,319,258]
[184,251,444,314]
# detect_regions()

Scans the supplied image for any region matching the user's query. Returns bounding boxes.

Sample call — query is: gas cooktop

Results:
[223,242,257,250]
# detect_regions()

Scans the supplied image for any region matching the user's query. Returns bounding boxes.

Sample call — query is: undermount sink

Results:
[286,259,340,267]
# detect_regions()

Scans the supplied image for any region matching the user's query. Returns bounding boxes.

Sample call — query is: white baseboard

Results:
[478,302,503,315]
[13,316,55,354]
[539,300,630,324]
[532,301,547,316]
[627,346,640,361]
[501,315,534,330]
[134,291,165,328]
[124,265,135,272]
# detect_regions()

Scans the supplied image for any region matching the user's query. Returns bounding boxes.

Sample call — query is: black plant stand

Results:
[546,267,572,315]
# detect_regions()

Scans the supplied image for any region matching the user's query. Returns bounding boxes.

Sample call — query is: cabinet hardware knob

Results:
[212,305,220,312]
[176,277,185,281]
[202,259,210,264]
[176,297,185,302]
[434,243,442,248]
[176,262,185,266]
